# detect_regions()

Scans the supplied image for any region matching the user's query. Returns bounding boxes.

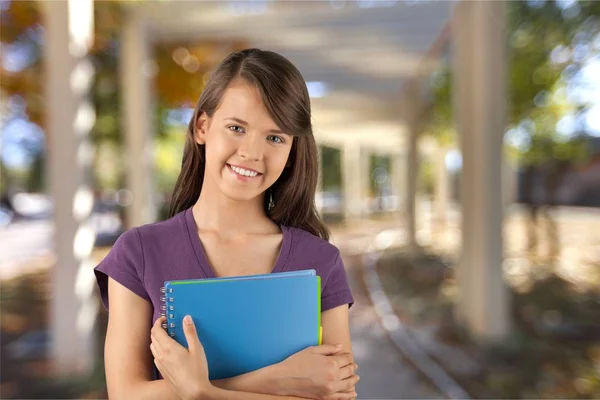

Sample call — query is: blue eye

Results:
[268,135,284,144]
[229,125,245,134]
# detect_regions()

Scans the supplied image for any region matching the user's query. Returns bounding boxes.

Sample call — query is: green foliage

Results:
[321,146,343,192]
[26,151,45,192]
[154,127,186,195]
[427,0,600,167]
[0,1,248,194]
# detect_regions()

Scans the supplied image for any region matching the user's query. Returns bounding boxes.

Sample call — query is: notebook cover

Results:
[164,271,320,380]
[168,269,316,285]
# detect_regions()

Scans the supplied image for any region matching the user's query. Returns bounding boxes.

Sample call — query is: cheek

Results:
[266,152,291,178]
[205,135,234,165]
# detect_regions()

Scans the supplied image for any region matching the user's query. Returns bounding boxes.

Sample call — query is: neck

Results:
[192,187,272,237]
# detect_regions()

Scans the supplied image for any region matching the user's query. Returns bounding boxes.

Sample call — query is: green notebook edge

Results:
[317,275,322,345]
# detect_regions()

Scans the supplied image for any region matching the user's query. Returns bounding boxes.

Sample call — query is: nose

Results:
[238,133,263,161]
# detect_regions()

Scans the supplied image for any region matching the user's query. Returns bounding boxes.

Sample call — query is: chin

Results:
[219,186,263,203]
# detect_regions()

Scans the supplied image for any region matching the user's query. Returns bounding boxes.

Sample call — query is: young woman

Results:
[95,48,359,400]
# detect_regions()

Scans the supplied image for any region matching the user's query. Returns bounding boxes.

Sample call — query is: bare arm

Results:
[321,305,354,360]
[104,278,179,400]
[211,364,286,394]
[320,305,358,395]
[205,387,304,400]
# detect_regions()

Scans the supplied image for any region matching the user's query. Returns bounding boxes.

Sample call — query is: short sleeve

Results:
[321,252,354,312]
[94,228,150,310]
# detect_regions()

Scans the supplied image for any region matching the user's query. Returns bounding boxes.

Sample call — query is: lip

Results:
[226,164,263,181]
[227,163,262,174]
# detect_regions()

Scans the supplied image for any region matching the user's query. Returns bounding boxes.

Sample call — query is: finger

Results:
[151,317,172,348]
[150,342,158,359]
[323,391,358,400]
[182,315,202,354]
[151,315,166,332]
[153,357,175,385]
[332,352,354,369]
[312,344,344,355]
[336,374,360,394]
[153,357,165,377]
[337,362,358,380]
[151,316,166,339]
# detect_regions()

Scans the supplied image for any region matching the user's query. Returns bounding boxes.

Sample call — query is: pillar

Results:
[452,0,511,341]
[392,152,407,212]
[434,146,450,226]
[401,79,424,252]
[316,144,324,215]
[121,12,156,227]
[44,0,97,376]
[343,144,366,221]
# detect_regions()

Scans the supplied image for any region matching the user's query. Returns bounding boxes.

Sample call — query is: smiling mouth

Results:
[226,164,263,179]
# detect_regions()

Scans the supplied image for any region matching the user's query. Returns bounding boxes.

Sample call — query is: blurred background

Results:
[1,0,600,399]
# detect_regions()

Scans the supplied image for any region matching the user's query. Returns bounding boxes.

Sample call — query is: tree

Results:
[426,0,600,166]
[0,0,247,194]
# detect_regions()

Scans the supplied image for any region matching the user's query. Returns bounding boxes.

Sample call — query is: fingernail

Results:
[335,344,343,348]
[184,315,193,325]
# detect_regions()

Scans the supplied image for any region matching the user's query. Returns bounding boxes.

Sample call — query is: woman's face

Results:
[194,78,293,203]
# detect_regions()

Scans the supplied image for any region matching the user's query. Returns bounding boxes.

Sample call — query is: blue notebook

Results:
[162,270,321,380]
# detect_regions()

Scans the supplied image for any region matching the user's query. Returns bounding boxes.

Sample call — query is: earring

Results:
[268,190,274,211]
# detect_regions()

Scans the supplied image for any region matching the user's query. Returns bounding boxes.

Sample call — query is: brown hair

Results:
[169,48,330,240]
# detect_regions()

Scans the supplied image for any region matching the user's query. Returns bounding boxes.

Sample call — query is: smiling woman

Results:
[95,48,358,400]
[191,78,294,204]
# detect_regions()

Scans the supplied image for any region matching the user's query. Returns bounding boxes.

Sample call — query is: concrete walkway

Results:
[335,245,443,399]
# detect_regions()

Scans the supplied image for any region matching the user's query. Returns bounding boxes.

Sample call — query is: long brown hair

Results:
[169,48,330,240]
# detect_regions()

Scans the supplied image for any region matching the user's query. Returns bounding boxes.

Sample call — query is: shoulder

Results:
[285,226,343,280]
[135,209,187,244]
[287,226,340,263]
[94,210,188,309]
[101,210,187,272]
[286,226,354,310]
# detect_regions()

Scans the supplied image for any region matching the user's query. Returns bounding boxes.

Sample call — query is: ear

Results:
[194,112,208,145]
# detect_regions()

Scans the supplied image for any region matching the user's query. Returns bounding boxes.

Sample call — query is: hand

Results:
[277,344,359,400]
[150,315,211,400]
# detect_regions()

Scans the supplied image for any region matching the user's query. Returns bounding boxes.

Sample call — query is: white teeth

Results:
[231,165,258,177]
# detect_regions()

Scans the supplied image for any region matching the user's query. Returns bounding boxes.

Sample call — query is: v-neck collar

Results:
[183,207,292,278]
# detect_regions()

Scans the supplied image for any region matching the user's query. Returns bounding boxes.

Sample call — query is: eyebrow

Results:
[225,117,287,135]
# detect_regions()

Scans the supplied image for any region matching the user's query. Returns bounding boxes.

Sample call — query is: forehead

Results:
[215,79,276,125]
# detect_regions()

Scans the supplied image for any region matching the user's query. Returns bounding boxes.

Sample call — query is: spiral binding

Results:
[159,286,176,337]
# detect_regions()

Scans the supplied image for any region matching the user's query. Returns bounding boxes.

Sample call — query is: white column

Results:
[44,0,97,376]
[434,146,450,226]
[361,148,371,215]
[121,12,156,227]
[343,144,364,221]
[452,0,510,341]
[316,145,324,215]
[392,152,407,212]
[401,79,423,252]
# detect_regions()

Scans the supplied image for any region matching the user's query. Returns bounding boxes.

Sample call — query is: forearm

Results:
[203,387,308,400]
[110,379,178,400]
[211,363,286,396]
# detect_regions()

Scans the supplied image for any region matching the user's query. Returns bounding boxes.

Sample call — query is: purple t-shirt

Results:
[94,207,354,325]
